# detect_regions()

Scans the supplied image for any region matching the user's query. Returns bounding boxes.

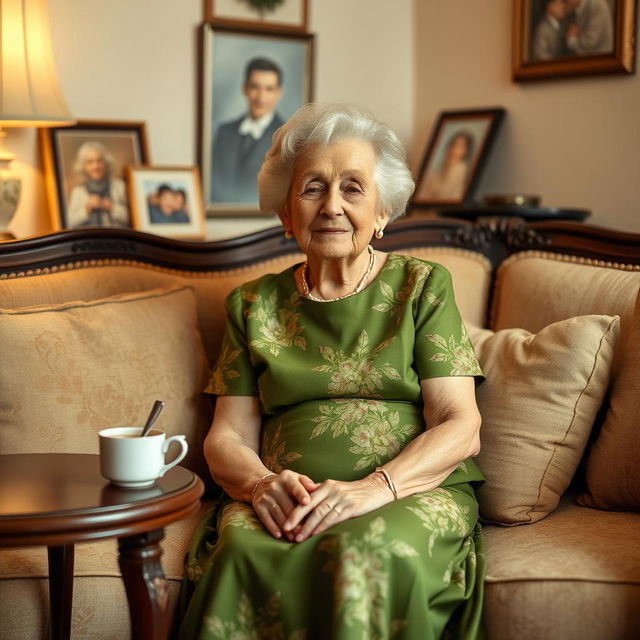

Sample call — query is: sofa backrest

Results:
[491,250,640,377]
[0,243,491,366]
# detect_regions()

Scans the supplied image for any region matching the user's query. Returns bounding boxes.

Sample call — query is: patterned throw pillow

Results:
[468,315,619,525]
[0,285,212,485]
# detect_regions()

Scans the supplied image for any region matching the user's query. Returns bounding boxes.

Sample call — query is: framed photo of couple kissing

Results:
[513,0,637,81]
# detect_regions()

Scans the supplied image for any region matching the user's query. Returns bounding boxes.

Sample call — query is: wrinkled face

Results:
[446,135,470,164]
[243,70,282,120]
[548,0,567,20]
[82,149,107,180]
[285,139,388,262]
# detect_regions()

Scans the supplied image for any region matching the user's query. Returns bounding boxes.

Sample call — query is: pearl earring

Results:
[284,230,293,239]
[375,228,384,239]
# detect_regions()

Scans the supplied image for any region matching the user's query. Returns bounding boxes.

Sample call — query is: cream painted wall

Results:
[6,0,413,240]
[414,0,640,232]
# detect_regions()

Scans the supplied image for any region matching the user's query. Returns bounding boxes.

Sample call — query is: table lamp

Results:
[0,0,75,239]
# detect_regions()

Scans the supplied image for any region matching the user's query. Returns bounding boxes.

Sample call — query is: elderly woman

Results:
[178,104,485,639]
[67,141,129,228]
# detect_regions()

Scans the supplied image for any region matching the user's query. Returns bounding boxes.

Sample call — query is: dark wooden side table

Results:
[0,453,204,640]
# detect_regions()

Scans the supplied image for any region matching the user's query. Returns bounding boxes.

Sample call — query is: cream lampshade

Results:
[0,0,75,238]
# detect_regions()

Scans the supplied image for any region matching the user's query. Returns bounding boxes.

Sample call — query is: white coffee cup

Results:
[98,426,189,488]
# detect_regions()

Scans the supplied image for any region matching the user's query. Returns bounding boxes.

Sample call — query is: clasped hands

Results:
[251,469,393,542]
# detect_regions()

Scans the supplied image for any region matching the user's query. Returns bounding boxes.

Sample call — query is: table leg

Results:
[118,529,171,640]
[47,544,74,640]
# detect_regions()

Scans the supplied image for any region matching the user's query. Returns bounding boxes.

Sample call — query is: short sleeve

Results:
[413,264,484,382]
[204,287,258,396]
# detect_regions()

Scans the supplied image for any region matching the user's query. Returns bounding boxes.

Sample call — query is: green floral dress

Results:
[178,254,486,640]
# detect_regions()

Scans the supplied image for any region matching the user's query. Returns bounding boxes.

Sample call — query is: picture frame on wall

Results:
[200,24,314,216]
[412,108,505,209]
[513,0,636,81]
[204,0,309,33]
[127,166,206,240]
[40,120,149,231]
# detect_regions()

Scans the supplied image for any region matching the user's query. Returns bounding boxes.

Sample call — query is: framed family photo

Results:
[413,108,506,208]
[40,120,149,230]
[204,0,309,33]
[200,24,314,215]
[127,166,206,240]
[513,0,637,81]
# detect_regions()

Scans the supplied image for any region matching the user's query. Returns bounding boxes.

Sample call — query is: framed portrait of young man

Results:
[40,120,149,230]
[200,24,314,216]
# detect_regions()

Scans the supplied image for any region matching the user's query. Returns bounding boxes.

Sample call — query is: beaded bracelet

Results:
[375,467,398,500]
[250,471,276,502]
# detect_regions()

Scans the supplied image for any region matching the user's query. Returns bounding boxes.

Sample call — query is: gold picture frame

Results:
[40,120,149,231]
[513,0,637,81]
[204,0,309,33]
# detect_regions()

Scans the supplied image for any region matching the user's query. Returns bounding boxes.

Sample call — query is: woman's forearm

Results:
[204,434,271,502]
[380,416,481,499]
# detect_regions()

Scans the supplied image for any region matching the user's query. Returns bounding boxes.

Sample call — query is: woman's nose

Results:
[320,187,343,217]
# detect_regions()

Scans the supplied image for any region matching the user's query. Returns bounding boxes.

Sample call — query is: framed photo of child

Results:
[127,166,206,240]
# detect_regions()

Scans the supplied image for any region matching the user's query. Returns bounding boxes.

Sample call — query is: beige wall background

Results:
[414,0,640,232]
[6,0,414,240]
[5,0,640,238]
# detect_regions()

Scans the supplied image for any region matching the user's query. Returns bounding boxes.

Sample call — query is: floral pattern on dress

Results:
[310,399,420,471]
[261,423,302,472]
[206,345,241,394]
[426,322,482,376]
[218,502,263,535]
[245,290,306,356]
[373,258,435,323]
[204,591,307,640]
[313,330,400,396]
[406,488,472,557]
[319,517,416,640]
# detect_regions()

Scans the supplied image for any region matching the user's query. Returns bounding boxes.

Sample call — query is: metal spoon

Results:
[141,400,165,437]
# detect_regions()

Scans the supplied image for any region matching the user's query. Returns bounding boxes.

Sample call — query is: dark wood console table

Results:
[0,453,204,640]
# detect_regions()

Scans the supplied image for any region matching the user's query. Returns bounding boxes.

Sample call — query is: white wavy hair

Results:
[74,141,114,177]
[258,103,415,222]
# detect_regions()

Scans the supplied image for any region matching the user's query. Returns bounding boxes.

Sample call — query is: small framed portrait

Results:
[513,0,636,81]
[40,120,149,230]
[413,108,506,208]
[127,166,206,240]
[200,24,314,216]
[204,0,309,33]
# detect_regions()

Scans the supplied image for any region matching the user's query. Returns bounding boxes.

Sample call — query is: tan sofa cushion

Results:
[491,252,640,512]
[0,285,212,484]
[0,256,304,366]
[469,315,619,525]
[579,290,640,510]
[483,494,640,639]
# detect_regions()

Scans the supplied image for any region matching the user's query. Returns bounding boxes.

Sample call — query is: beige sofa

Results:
[0,217,638,639]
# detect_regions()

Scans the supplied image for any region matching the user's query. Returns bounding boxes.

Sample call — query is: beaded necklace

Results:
[301,245,375,302]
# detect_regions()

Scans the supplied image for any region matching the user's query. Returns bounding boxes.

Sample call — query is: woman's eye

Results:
[302,185,323,195]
